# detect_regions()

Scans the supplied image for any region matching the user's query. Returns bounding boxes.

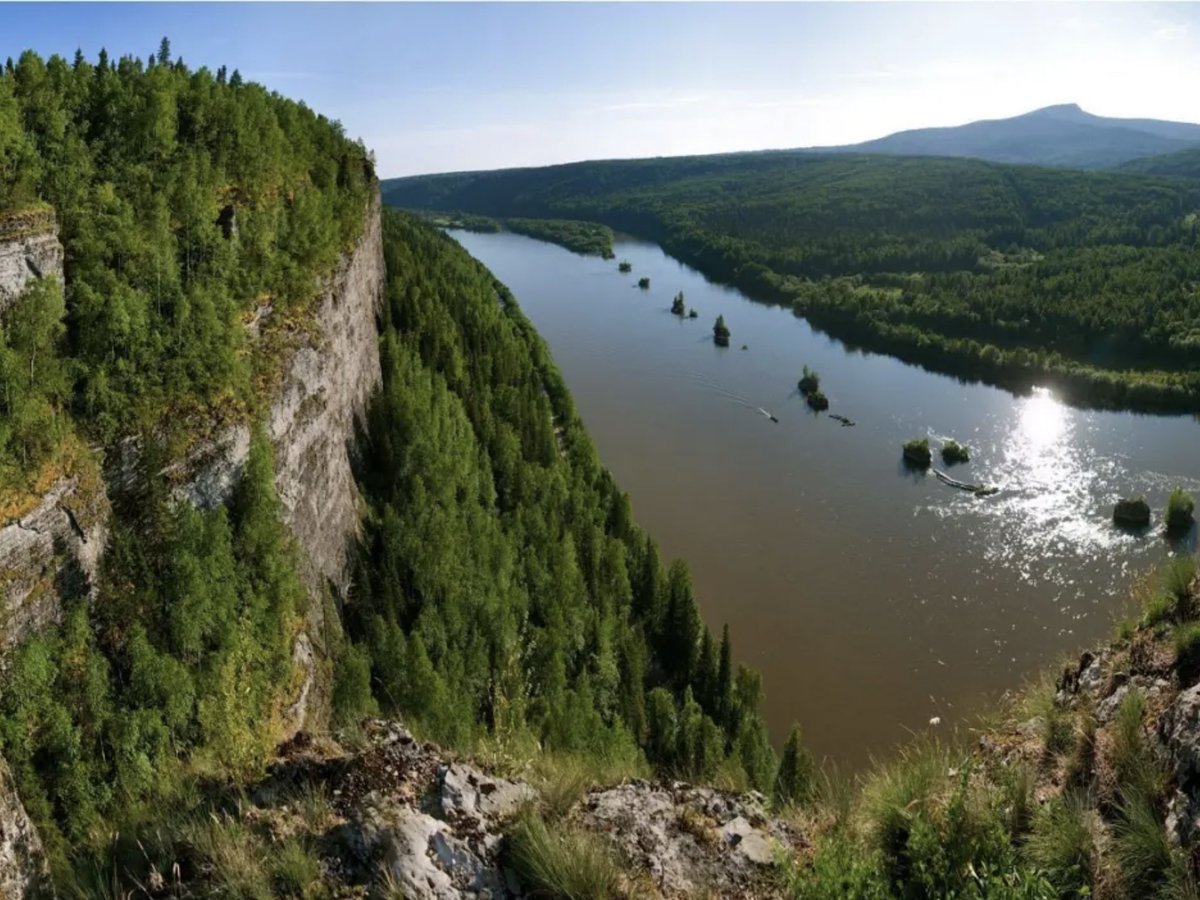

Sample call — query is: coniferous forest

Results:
[0,45,775,888]
[383,152,1200,411]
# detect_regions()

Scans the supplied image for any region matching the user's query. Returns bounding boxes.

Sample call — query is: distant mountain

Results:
[816,103,1200,169]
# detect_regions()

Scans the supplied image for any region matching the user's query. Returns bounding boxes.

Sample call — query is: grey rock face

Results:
[0,209,63,313]
[174,192,386,732]
[0,755,48,900]
[268,193,384,601]
[0,473,109,654]
[579,780,787,897]
[1166,683,1200,844]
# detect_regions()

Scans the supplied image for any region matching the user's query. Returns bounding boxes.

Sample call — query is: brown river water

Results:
[451,228,1200,767]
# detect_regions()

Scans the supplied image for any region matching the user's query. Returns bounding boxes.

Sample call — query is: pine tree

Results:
[774,723,815,807]
[157,37,171,66]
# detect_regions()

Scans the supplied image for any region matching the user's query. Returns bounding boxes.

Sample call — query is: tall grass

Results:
[506,813,624,900]
[1023,790,1096,895]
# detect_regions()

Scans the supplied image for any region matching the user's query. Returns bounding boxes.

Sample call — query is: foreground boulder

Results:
[577,780,790,898]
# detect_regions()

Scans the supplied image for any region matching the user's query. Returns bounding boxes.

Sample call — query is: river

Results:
[450,227,1200,767]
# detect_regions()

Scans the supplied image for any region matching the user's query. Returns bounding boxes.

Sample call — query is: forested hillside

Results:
[384,152,1200,411]
[346,210,776,785]
[0,45,782,893]
[0,41,372,494]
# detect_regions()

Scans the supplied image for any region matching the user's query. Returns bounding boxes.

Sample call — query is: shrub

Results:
[1111,689,1167,808]
[506,813,623,900]
[712,315,731,346]
[617,260,632,273]
[638,276,651,289]
[332,642,378,725]
[798,366,820,396]
[940,440,970,464]
[774,724,815,808]
[902,438,932,468]
[271,838,324,899]
[779,827,890,899]
[1024,790,1096,895]
[1176,623,1200,685]
[1166,488,1196,531]
[1164,554,1197,609]
[670,291,686,314]
[687,308,698,319]
[1113,791,1180,898]
[806,390,829,411]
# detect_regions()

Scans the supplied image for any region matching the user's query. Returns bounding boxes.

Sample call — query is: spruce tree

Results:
[717,624,733,728]
[774,723,815,807]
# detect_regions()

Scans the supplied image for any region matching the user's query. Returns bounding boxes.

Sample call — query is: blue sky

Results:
[5,3,1200,177]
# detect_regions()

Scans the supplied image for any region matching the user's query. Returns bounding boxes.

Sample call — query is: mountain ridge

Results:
[810,102,1200,168]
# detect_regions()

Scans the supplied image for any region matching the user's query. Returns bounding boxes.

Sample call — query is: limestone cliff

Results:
[0,208,107,657]
[0,756,47,900]
[177,190,385,730]
[0,194,384,894]
[0,208,62,314]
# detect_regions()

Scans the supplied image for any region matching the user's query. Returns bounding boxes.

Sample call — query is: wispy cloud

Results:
[1152,20,1190,42]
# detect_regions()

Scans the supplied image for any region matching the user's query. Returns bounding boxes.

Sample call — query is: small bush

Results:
[1113,791,1178,898]
[774,724,816,808]
[687,308,698,319]
[712,315,730,346]
[271,838,324,899]
[806,390,829,411]
[332,642,378,726]
[1024,790,1096,895]
[1164,555,1197,609]
[506,813,623,900]
[638,276,650,289]
[940,440,970,464]
[798,366,821,396]
[1177,623,1200,685]
[617,260,632,273]
[1166,488,1196,531]
[1043,705,1075,757]
[1111,689,1167,807]
[902,438,932,468]
[182,813,271,900]
[779,827,890,899]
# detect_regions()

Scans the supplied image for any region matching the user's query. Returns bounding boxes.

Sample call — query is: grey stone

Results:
[0,756,48,899]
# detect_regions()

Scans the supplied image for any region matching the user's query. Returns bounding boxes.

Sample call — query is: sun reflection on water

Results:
[1016,387,1067,450]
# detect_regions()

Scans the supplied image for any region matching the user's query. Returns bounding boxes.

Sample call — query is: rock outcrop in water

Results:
[1114,496,1152,528]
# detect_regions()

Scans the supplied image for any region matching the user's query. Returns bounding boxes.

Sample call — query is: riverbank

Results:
[448,226,1200,764]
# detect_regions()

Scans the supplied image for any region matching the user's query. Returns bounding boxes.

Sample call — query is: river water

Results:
[450,228,1200,767]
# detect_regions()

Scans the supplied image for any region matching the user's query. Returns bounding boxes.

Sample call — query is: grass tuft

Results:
[1176,622,1200,685]
[1024,790,1096,895]
[506,812,624,900]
